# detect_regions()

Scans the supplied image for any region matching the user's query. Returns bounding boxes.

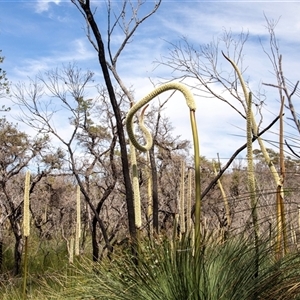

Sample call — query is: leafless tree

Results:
[0,117,52,274]
[261,17,300,144]
[0,51,9,99]
[13,65,124,259]
[71,0,162,245]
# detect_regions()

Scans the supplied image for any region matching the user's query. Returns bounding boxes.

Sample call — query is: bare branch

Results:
[191,113,281,217]
[109,0,162,66]
[157,30,253,119]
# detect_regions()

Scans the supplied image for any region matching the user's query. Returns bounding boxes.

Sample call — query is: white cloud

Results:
[12,38,96,79]
[35,0,61,13]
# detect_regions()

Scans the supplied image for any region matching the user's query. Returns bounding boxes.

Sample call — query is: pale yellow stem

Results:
[186,168,193,233]
[223,54,280,185]
[23,170,30,237]
[69,237,74,264]
[146,152,153,226]
[180,160,186,234]
[75,185,81,256]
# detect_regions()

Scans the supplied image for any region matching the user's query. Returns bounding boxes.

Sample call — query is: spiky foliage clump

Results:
[42,233,300,300]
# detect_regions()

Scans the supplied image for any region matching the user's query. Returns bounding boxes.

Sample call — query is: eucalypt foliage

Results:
[125,82,202,248]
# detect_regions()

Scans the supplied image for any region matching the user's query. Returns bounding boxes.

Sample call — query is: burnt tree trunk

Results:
[10,217,23,276]
[149,147,159,234]
[78,1,136,242]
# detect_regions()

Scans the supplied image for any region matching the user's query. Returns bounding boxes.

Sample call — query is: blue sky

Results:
[1,0,300,163]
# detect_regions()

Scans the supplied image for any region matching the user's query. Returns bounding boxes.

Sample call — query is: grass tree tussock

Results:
[34,233,300,300]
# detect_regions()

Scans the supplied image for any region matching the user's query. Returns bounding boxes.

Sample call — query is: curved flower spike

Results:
[126,82,202,249]
[222,51,249,103]
[126,82,196,152]
[139,104,149,142]
[223,52,287,257]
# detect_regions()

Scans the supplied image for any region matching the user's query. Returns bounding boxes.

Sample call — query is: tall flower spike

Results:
[23,170,30,237]
[186,168,193,233]
[222,52,280,183]
[180,160,186,235]
[23,170,30,300]
[75,185,81,256]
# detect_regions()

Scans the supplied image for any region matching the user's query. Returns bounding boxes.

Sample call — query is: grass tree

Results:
[126,82,201,250]
[22,170,30,300]
[40,232,300,300]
